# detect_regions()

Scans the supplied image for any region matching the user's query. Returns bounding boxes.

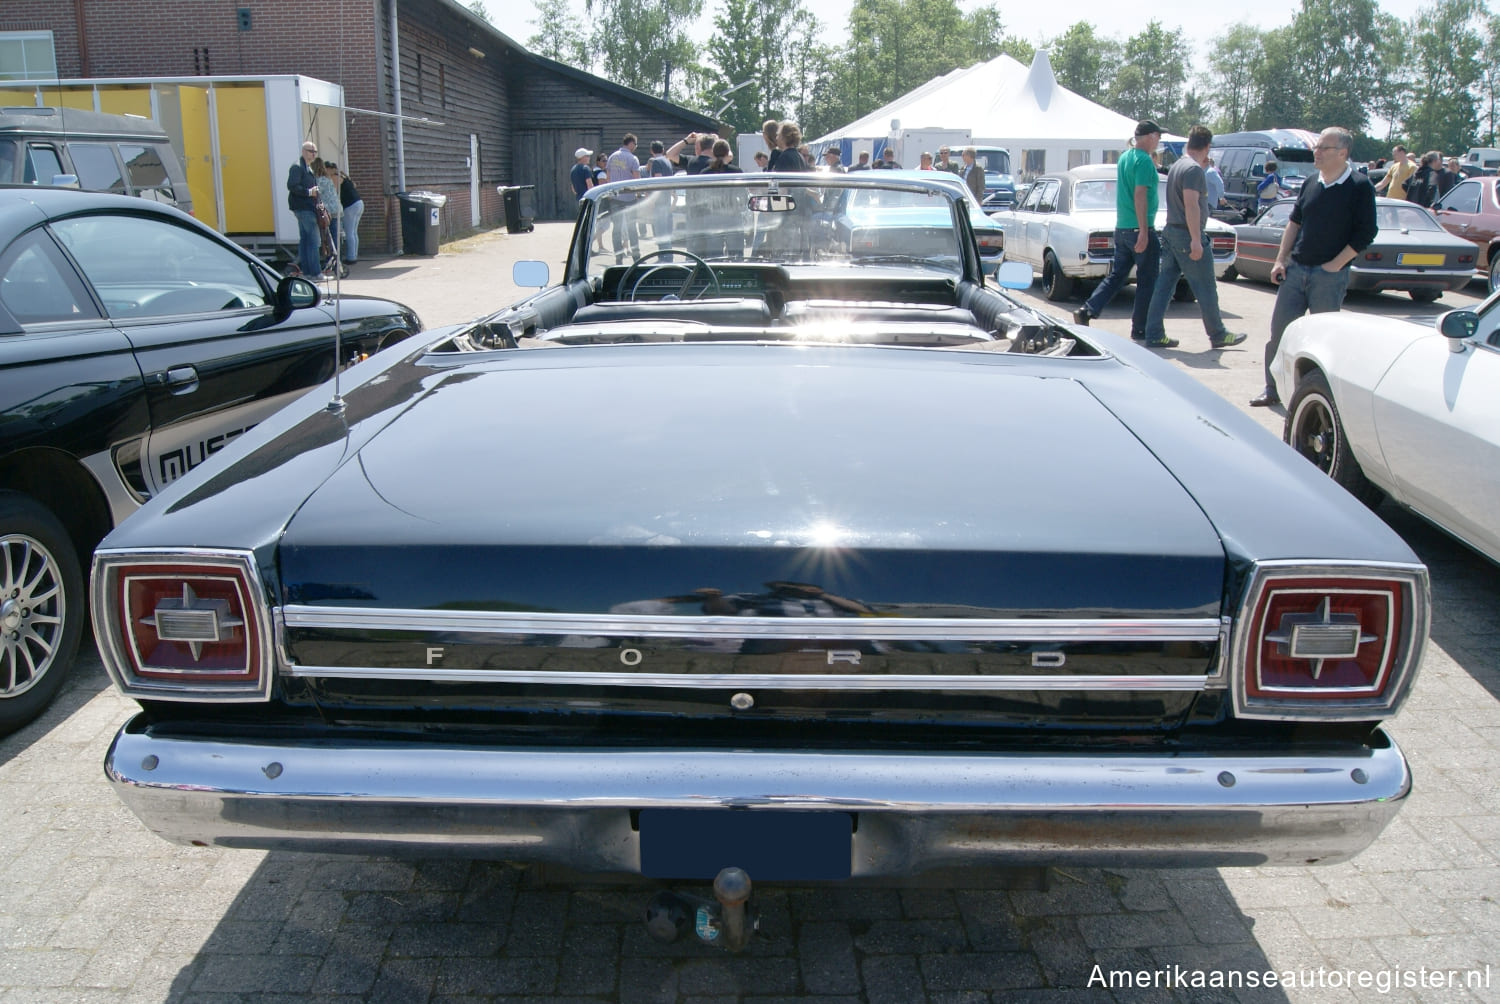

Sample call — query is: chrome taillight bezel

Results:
[91,548,275,702]
[1229,559,1429,722]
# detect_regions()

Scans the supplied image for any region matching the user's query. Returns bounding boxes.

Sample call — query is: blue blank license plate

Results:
[639,809,853,881]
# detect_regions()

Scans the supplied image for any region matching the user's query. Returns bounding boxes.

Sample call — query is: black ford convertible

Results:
[95,174,1427,892]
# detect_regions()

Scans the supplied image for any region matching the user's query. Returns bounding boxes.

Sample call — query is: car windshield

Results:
[583,176,967,279]
[1376,204,1444,231]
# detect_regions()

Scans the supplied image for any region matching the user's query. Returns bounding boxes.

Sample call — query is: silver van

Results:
[0,107,192,214]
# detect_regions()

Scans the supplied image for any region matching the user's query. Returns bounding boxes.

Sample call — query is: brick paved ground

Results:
[1,224,1496,1002]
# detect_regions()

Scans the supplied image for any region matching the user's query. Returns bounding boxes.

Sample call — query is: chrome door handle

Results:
[163,366,199,394]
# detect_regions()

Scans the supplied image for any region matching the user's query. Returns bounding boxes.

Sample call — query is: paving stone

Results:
[860,955,924,1004]
[920,951,1044,991]
[851,917,969,955]
[796,921,858,995]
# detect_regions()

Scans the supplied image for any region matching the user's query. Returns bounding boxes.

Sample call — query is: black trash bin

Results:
[499,184,535,234]
[397,191,447,255]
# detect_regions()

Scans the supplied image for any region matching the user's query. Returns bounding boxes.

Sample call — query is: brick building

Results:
[0,0,717,251]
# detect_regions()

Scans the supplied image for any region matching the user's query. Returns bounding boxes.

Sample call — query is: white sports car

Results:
[989,164,1237,301]
[1275,293,1500,564]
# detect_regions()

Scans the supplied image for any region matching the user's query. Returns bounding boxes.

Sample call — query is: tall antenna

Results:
[325,0,350,415]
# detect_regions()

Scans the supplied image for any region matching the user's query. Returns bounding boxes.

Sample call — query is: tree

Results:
[998,36,1036,66]
[1480,13,1500,145]
[1244,26,1302,129]
[1288,0,1379,132]
[1368,13,1413,142]
[526,0,588,67]
[1045,22,1120,103]
[1108,21,1189,123]
[843,0,1013,114]
[1176,90,1212,135]
[1207,24,1265,133]
[584,0,703,102]
[1405,0,1485,154]
[700,0,824,136]
[465,1,490,22]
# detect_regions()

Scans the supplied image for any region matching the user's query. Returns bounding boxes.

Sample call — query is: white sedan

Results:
[989,164,1238,301]
[1274,292,1500,564]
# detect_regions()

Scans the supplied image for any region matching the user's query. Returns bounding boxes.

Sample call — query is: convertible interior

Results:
[439,177,1100,357]
[450,252,1093,357]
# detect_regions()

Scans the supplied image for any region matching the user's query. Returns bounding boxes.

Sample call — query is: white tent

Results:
[813,51,1181,179]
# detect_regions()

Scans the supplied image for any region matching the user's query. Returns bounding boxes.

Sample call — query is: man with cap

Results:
[570,147,594,201]
[1073,120,1163,341]
[822,147,846,173]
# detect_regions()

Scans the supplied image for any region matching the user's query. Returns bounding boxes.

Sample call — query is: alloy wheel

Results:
[1290,395,1337,476]
[0,534,67,698]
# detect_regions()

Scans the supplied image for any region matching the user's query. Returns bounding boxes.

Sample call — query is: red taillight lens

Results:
[1087,233,1112,256]
[1212,235,1236,255]
[1365,251,1383,261]
[1232,563,1428,721]
[92,550,273,702]
[1458,253,1474,264]
[977,234,1004,249]
[1248,581,1398,698]
[122,569,257,681]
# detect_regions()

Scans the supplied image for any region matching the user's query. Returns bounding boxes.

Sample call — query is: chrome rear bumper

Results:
[105,720,1410,873]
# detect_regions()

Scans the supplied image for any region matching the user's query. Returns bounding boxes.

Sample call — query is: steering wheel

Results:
[618,249,722,301]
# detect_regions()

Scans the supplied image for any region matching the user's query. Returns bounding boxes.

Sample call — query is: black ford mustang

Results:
[0,187,420,733]
[93,175,1427,890]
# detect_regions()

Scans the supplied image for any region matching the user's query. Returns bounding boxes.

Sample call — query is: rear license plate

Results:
[1398,253,1445,266]
[639,809,853,881]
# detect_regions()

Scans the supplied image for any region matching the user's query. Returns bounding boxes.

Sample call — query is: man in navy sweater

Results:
[287,141,323,279]
[1253,127,1377,407]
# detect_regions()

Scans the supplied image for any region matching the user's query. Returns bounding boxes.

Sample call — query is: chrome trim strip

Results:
[104,725,1411,869]
[281,606,1223,643]
[283,664,1211,691]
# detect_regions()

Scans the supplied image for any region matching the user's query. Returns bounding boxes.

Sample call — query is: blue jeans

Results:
[294,209,321,276]
[342,199,364,261]
[1145,226,1228,342]
[1265,260,1350,396]
[1084,228,1159,337]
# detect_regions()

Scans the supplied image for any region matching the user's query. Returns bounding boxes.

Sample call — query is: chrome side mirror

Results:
[995,261,1032,290]
[513,260,549,288]
[1437,309,1478,353]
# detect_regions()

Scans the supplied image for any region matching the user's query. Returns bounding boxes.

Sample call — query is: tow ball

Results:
[644,866,757,951]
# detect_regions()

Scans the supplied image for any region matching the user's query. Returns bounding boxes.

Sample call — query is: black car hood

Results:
[279,346,1225,617]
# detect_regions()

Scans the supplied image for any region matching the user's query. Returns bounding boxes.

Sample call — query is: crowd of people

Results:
[285,139,364,281]
[1371,145,1469,207]
[567,121,991,199]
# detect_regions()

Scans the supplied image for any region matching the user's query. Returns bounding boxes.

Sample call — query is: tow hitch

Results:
[644,866,758,951]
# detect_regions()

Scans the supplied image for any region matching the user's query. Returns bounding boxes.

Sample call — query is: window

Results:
[1220,149,1250,176]
[1034,180,1060,213]
[1021,180,1046,211]
[1067,149,1090,170]
[50,214,268,318]
[1022,149,1046,178]
[0,139,16,183]
[69,143,127,195]
[0,229,98,325]
[120,144,179,206]
[1436,181,1481,215]
[1260,202,1294,227]
[1249,152,1267,177]
[0,31,56,81]
[1102,150,1120,165]
[23,145,63,185]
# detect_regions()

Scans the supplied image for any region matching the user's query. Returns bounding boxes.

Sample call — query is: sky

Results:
[494,0,1435,70]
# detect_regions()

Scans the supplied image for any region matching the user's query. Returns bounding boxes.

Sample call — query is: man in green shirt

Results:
[1074,120,1162,340]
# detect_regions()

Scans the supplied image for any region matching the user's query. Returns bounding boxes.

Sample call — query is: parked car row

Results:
[0,187,421,733]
